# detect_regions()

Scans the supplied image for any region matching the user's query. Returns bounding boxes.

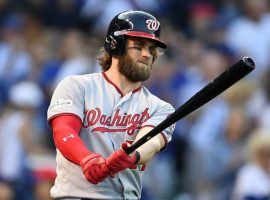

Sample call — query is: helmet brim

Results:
[114,30,167,49]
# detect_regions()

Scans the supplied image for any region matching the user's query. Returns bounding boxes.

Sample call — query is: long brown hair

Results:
[97,48,112,71]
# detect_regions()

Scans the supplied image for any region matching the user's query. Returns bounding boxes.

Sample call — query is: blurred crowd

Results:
[0,0,270,200]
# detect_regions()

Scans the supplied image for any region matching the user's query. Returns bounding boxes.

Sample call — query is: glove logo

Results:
[146,19,160,31]
[63,134,75,142]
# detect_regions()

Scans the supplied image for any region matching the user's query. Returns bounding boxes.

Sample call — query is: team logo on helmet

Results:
[146,19,160,31]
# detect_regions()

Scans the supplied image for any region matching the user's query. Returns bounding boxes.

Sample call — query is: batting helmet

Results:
[104,10,167,55]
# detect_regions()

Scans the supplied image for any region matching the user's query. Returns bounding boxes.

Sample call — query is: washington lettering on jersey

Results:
[82,108,150,135]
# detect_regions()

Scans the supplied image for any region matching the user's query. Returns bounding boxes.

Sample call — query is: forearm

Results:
[51,115,91,165]
[134,127,165,165]
[52,115,113,184]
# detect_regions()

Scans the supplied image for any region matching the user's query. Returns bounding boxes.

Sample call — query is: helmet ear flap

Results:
[104,34,126,56]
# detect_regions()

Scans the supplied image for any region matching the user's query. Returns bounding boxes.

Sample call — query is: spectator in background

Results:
[0,13,32,107]
[180,48,230,151]
[49,0,84,29]
[188,1,217,42]
[225,0,270,80]
[27,28,62,103]
[0,182,14,200]
[80,0,160,34]
[173,47,231,198]
[178,80,254,199]
[232,129,270,199]
[31,157,56,200]
[247,69,270,130]
[205,106,250,200]
[0,81,55,199]
[80,0,135,34]
[52,30,94,89]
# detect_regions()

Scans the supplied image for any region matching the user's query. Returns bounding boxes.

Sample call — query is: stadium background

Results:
[0,0,270,199]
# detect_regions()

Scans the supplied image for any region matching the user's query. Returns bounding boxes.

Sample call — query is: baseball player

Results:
[47,10,175,200]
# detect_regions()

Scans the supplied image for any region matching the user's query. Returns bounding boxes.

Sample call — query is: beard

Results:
[118,53,152,82]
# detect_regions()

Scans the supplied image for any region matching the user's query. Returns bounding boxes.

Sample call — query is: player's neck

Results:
[105,63,141,96]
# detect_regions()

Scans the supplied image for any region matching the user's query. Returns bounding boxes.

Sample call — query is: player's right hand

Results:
[106,142,140,173]
[80,153,115,185]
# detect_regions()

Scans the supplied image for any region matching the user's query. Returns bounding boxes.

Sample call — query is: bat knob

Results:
[242,57,255,68]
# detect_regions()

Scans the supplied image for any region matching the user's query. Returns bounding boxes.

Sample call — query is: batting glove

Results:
[80,153,115,185]
[106,142,140,173]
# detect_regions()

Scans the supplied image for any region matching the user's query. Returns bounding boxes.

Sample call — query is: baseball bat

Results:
[125,57,255,154]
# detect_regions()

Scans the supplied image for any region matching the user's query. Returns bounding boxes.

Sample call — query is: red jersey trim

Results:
[102,72,124,97]
[48,113,82,127]
[102,72,142,97]
[132,85,142,93]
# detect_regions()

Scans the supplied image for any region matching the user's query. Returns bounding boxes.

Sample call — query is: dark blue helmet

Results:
[104,10,166,55]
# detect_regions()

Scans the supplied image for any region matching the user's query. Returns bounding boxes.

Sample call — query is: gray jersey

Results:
[47,72,175,199]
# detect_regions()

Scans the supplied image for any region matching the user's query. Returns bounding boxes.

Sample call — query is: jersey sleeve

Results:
[47,76,85,124]
[141,102,175,143]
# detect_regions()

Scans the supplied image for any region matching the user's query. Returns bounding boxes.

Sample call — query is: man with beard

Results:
[47,10,175,200]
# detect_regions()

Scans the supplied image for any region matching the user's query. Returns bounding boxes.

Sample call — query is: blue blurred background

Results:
[0,0,270,199]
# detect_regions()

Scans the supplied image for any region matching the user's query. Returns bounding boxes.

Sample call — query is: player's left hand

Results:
[106,142,140,173]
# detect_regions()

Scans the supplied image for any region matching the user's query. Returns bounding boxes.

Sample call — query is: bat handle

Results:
[124,126,160,154]
[125,145,135,154]
[124,139,144,154]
